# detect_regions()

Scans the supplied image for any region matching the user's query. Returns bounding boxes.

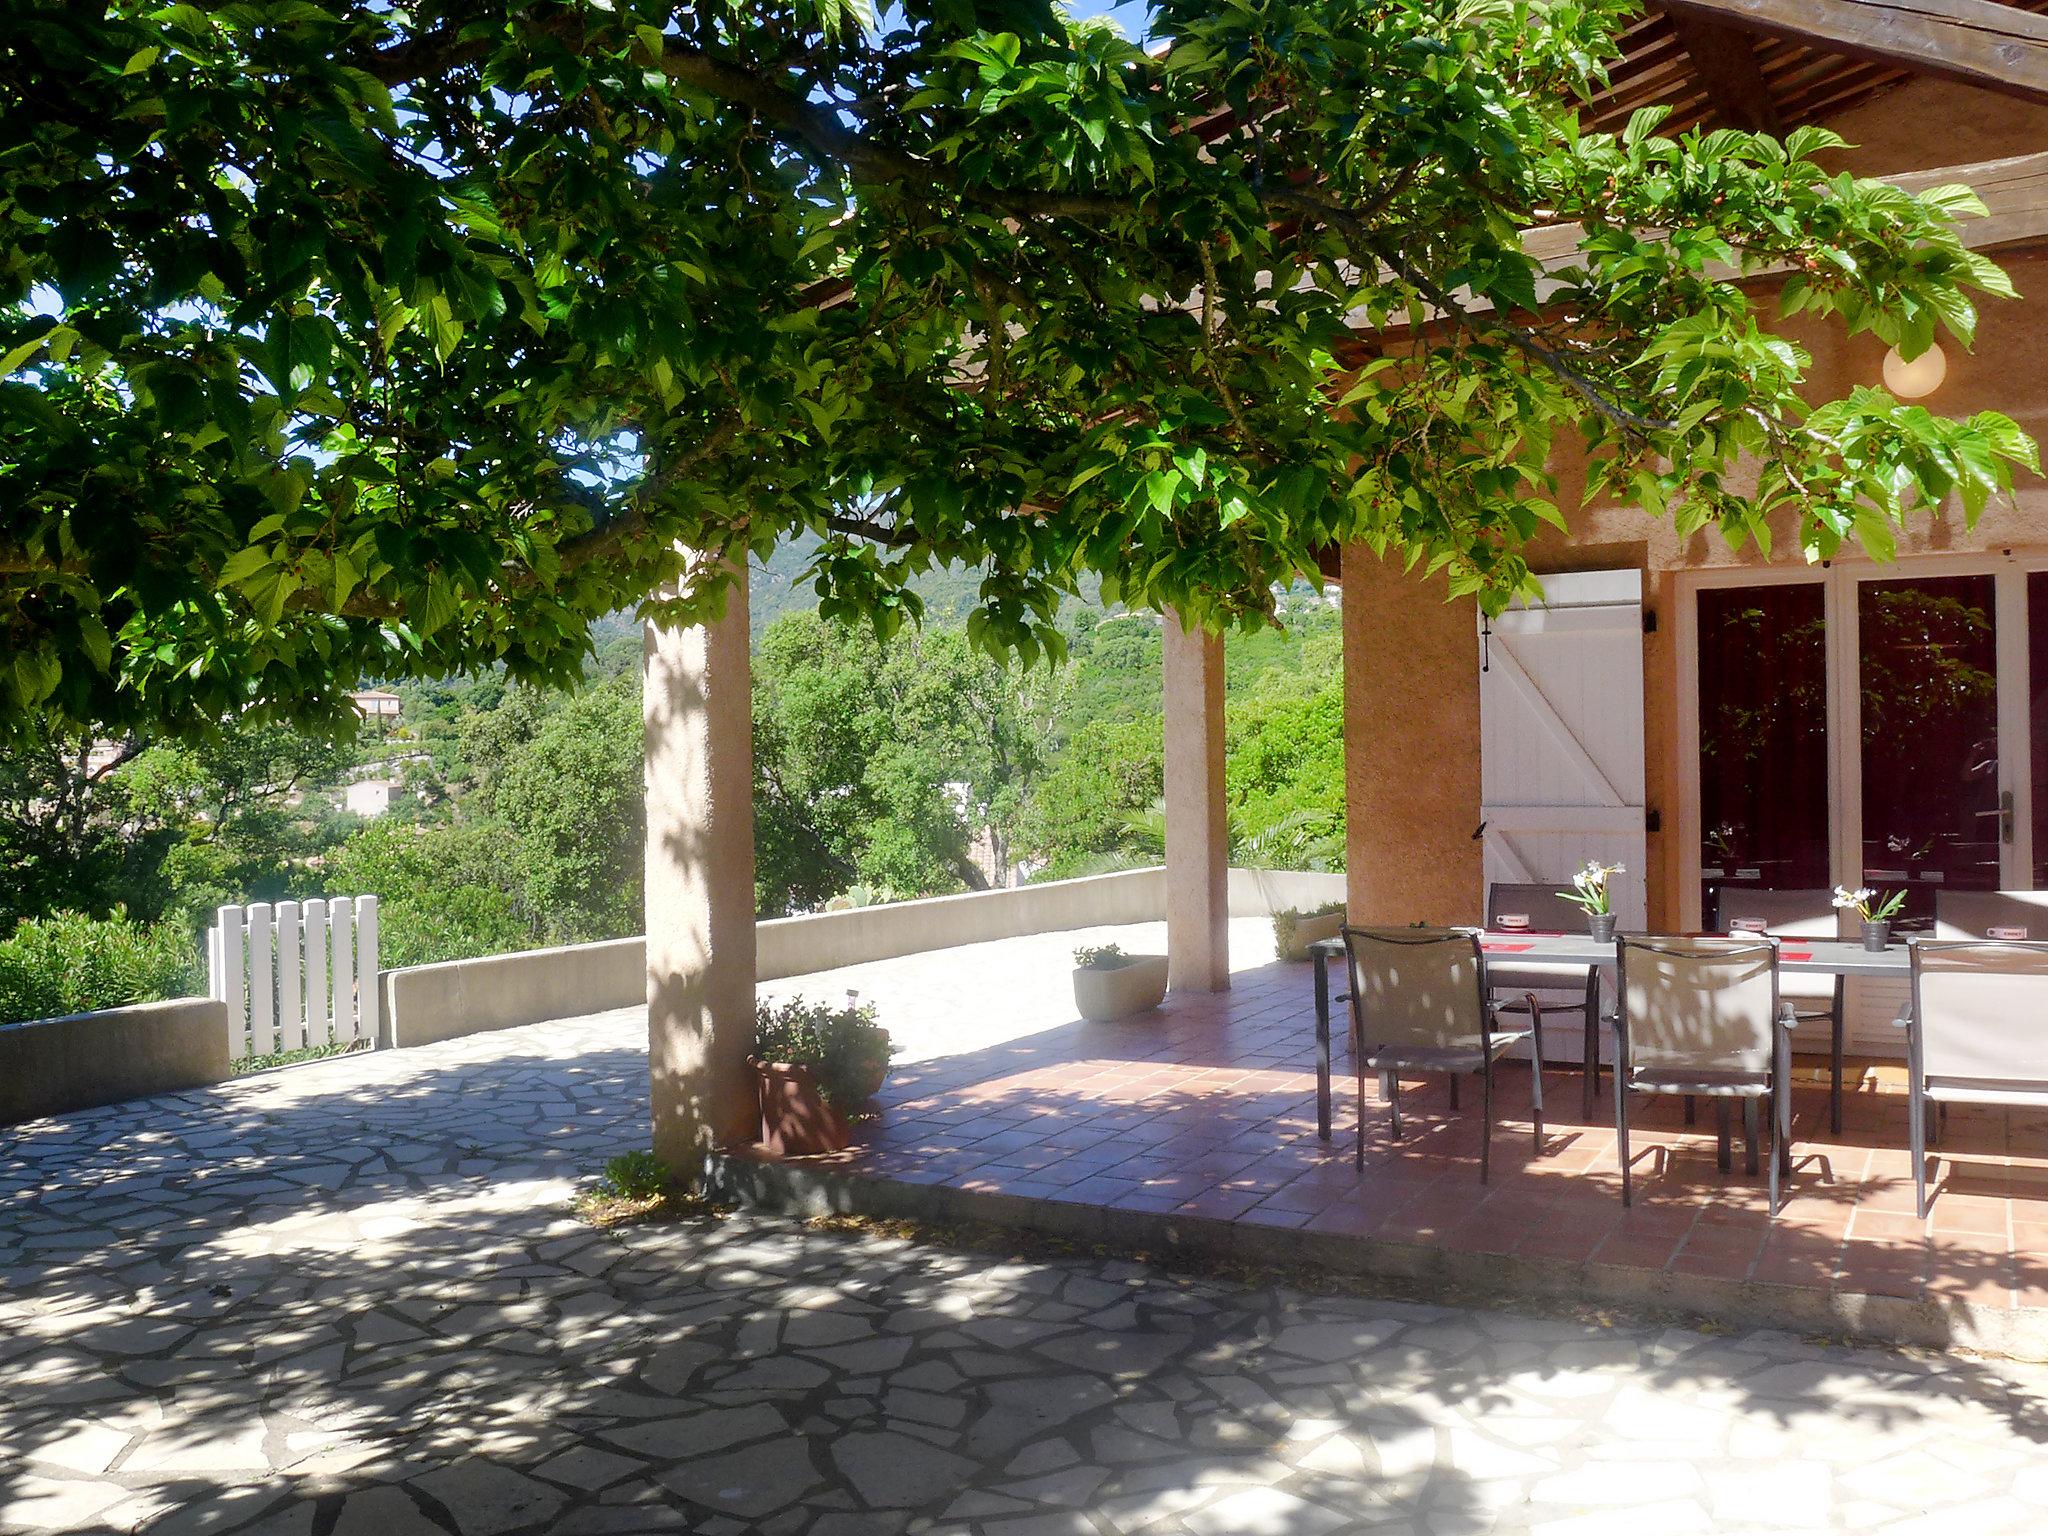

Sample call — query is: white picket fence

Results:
[209,897,380,1063]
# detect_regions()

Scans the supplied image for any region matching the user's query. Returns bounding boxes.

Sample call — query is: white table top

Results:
[1311,931,1910,978]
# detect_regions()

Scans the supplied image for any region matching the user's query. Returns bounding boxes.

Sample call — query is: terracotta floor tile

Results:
[847,954,2048,1313]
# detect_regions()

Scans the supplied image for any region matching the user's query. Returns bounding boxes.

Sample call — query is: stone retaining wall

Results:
[0,997,231,1123]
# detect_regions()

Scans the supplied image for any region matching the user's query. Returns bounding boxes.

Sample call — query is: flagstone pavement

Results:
[7,927,2048,1534]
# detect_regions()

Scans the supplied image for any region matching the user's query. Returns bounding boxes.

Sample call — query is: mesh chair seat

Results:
[1612,934,1793,1215]
[1924,1078,2048,1108]
[1627,1066,1771,1098]
[1907,939,2048,1214]
[1342,926,1550,1183]
[1364,1028,1533,1077]
[1711,887,1847,1134]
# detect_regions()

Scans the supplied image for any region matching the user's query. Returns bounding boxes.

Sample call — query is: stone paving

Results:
[6,930,2048,1533]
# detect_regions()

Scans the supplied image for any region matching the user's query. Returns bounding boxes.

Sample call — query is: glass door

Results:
[2031,571,2048,887]
[1695,581,1831,926]
[1854,574,2003,934]
[1687,559,2048,935]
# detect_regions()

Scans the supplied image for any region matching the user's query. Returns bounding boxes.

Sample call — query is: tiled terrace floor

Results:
[766,920,2048,1326]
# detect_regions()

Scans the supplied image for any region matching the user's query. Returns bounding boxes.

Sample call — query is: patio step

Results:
[708,1144,2048,1362]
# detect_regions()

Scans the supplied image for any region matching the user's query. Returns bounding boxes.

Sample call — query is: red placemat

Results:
[1780,948,1813,962]
[1482,941,1536,953]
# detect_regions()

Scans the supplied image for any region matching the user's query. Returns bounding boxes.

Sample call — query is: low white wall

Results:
[0,997,231,1124]
[378,865,1344,1047]
[756,866,1170,980]
[1228,868,1347,918]
[380,937,647,1049]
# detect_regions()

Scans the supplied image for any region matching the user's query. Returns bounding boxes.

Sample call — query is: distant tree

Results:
[1014,715,1165,880]
[0,726,152,931]
[325,819,533,968]
[115,721,360,924]
[488,677,645,943]
[0,716,356,933]
[751,612,1053,913]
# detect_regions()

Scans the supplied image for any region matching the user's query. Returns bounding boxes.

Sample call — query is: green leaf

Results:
[218,547,273,585]
[76,614,112,673]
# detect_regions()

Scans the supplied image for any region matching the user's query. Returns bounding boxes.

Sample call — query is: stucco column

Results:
[1341,542,1483,923]
[644,564,757,1178]
[1163,609,1230,992]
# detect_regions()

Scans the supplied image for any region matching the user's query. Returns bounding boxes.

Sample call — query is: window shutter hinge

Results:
[1645,808,1663,834]
[1641,609,1658,635]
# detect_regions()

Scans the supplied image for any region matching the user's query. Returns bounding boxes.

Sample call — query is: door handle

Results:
[2002,789,2016,845]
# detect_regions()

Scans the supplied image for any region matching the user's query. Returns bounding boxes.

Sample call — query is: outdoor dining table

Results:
[1308,931,1912,1142]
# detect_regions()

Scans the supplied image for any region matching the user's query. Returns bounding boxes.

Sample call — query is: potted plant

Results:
[1071,943,1169,1022]
[1273,901,1346,962]
[751,993,894,1156]
[1559,860,1625,942]
[1834,885,1906,951]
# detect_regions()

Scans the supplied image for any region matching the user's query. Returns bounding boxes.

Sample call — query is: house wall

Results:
[1341,543,1484,923]
[1339,98,2048,929]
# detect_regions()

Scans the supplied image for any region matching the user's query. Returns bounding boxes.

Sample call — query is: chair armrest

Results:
[1890,1003,1912,1029]
[1777,1001,1799,1030]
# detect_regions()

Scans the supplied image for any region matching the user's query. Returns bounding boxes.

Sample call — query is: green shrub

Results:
[1072,943,1130,970]
[597,1150,672,1200]
[0,910,204,1025]
[753,994,893,1109]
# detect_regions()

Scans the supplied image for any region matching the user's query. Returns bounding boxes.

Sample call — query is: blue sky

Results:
[1068,0,1154,40]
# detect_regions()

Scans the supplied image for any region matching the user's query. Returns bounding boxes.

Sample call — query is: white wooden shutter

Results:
[1479,570,1649,927]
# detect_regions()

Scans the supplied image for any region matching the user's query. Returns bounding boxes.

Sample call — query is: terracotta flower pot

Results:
[1072,955,1169,1022]
[847,1054,889,1104]
[751,1057,851,1157]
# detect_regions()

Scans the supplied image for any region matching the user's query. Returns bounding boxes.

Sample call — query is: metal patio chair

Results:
[1713,887,1847,1132]
[1485,882,1606,1120]
[1903,938,2048,1216]
[1341,926,1546,1183]
[1611,935,1794,1215]
[1935,890,2048,942]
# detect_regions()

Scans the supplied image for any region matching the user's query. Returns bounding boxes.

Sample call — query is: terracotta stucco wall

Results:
[1341,543,1484,923]
[1338,94,2048,930]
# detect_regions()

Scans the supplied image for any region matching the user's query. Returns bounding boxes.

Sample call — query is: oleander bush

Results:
[0,909,203,1025]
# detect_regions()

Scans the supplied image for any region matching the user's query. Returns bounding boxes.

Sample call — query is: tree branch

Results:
[1263,186,1680,440]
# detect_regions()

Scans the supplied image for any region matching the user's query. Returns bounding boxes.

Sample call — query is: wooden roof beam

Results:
[1660,6,1786,131]
[1658,0,2048,103]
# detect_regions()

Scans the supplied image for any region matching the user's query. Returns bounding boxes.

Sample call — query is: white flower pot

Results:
[1072,956,1169,1022]
[1275,910,1346,963]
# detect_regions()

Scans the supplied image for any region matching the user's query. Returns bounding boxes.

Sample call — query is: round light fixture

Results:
[1882,342,1948,399]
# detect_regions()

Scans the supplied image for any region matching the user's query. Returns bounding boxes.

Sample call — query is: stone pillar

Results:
[1163,609,1230,992]
[644,563,758,1177]
[1341,542,1483,924]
